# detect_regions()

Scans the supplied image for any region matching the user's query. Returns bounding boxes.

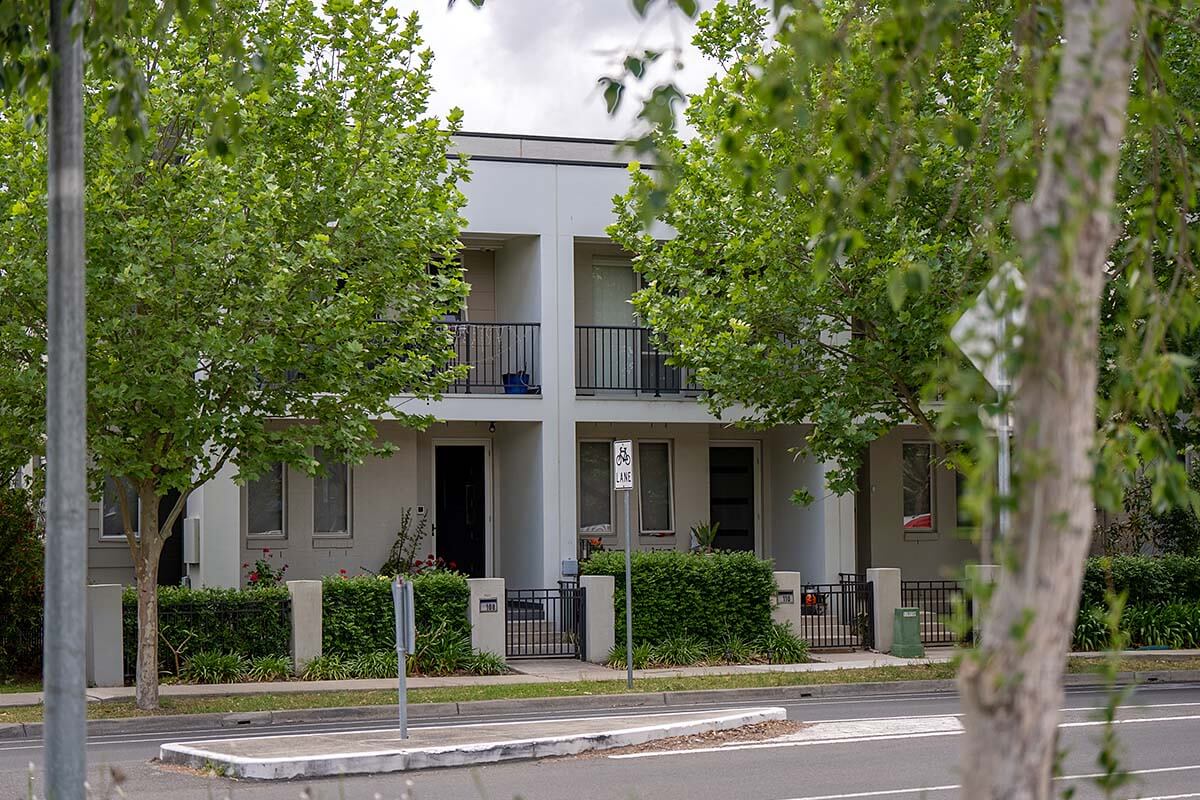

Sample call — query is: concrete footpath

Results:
[2,648,1197,709]
[159,706,787,780]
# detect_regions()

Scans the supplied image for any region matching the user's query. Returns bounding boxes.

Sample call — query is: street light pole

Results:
[44,0,88,796]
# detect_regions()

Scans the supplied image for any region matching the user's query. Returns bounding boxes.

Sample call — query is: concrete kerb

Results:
[159,707,788,780]
[5,669,1200,742]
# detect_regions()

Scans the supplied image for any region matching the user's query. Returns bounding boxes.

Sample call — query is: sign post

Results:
[392,576,416,739]
[613,440,634,689]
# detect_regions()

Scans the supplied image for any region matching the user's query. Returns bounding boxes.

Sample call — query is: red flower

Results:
[426,554,434,560]
[242,563,249,568]
[249,572,259,582]
[339,568,347,576]
[262,547,271,555]
[449,561,457,569]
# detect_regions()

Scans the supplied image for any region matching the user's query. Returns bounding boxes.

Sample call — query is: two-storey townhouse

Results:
[85,132,978,593]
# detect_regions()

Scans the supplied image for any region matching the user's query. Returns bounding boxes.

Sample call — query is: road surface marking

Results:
[767,763,1200,800]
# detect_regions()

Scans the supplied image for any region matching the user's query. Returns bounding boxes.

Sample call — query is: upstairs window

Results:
[247,462,286,538]
[313,447,351,536]
[902,442,935,531]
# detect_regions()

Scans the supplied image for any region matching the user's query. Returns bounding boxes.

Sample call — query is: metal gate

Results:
[798,578,874,650]
[901,579,964,645]
[505,585,586,659]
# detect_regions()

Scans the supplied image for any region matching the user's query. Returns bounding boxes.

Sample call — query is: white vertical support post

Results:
[613,440,634,687]
[286,580,323,676]
[772,572,803,630]
[468,578,506,659]
[85,584,123,688]
[579,575,615,663]
[866,568,902,653]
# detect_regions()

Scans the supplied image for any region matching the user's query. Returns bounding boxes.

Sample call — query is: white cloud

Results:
[402,0,718,139]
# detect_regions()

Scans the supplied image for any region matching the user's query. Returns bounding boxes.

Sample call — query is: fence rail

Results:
[445,322,540,394]
[797,581,874,650]
[575,325,702,396]
[901,579,964,645]
[505,586,585,659]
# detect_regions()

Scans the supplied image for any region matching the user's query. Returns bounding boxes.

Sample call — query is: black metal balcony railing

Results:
[575,325,701,396]
[445,322,541,394]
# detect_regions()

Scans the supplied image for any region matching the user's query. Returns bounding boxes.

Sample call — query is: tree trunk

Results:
[133,490,164,711]
[958,2,1136,799]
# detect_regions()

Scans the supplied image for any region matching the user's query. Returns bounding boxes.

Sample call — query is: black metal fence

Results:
[445,322,540,394]
[797,580,874,650]
[901,579,964,646]
[575,325,702,396]
[505,586,586,659]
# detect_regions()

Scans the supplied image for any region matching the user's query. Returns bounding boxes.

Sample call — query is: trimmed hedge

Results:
[1080,555,1200,607]
[1074,601,1200,651]
[321,573,470,658]
[121,586,291,679]
[581,550,775,647]
[0,488,43,678]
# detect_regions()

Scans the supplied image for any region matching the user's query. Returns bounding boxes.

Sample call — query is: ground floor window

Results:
[579,440,613,533]
[101,476,139,540]
[313,447,350,536]
[902,442,935,531]
[638,441,674,534]
[247,462,285,538]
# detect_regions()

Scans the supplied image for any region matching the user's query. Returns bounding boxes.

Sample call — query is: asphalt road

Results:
[3,683,1199,800]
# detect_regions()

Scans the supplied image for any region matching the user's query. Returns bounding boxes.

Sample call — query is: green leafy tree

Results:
[0,0,468,709]
[601,0,1200,797]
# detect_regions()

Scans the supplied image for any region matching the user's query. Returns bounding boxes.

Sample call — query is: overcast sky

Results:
[407,0,717,139]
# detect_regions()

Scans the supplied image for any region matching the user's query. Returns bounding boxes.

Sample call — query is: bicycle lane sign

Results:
[613,440,633,490]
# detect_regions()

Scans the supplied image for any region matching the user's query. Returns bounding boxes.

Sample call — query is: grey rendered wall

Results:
[867,427,978,580]
[495,237,541,323]
[495,422,544,588]
[764,428,827,579]
[462,250,496,322]
[86,500,135,585]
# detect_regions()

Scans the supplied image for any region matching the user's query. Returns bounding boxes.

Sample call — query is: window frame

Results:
[577,439,616,536]
[244,462,288,540]
[312,448,353,539]
[901,441,937,534]
[100,475,140,541]
[637,439,675,536]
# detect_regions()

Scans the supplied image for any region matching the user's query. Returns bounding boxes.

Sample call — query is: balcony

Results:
[575,325,701,397]
[445,322,541,395]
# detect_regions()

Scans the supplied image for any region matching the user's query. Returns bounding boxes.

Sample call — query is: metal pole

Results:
[623,489,633,689]
[398,653,407,739]
[44,0,88,796]
[996,316,1011,546]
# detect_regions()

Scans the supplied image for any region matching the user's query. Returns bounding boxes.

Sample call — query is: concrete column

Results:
[866,567,901,653]
[191,459,241,588]
[966,563,1001,646]
[85,584,123,688]
[287,580,322,675]
[469,578,506,659]
[579,575,615,663]
[772,571,803,630]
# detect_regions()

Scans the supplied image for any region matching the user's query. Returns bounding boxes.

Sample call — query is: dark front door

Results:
[158,489,185,586]
[709,446,756,552]
[436,445,487,577]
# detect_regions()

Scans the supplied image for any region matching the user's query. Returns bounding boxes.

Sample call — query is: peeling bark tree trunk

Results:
[133,490,164,711]
[959,2,1136,799]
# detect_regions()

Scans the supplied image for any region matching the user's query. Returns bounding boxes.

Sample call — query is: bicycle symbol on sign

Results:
[615,448,631,466]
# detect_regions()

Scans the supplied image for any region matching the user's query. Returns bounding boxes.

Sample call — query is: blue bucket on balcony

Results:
[502,371,531,395]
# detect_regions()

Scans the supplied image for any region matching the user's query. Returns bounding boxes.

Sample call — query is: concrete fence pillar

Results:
[579,575,615,663]
[468,578,506,660]
[86,584,123,688]
[966,564,1001,646]
[772,572,803,630]
[866,568,902,653]
[287,580,322,676]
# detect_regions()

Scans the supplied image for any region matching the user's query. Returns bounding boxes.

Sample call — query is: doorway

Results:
[709,444,760,553]
[434,443,489,577]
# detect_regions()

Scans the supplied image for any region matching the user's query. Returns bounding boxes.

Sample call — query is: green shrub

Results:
[121,585,291,679]
[756,622,810,664]
[649,634,707,667]
[711,633,754,665]
[303,654,353,681]
[180,651,247,684]
[468,650,509,676]
[582,550,775,649]
[1073,601,1200,650]
[0,487,43,678]
[413,621,473,675]
[607,642,653,670]
[1080,556,1200,608]
[347,650,399,679]
[321,573,470,659]
[246,655,293,682]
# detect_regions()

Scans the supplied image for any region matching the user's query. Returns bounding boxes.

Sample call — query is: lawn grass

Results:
[0,680,40,695]
[1,656,1196,727]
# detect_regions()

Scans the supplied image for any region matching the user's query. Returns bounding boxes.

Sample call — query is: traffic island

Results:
[159,706,787,780]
